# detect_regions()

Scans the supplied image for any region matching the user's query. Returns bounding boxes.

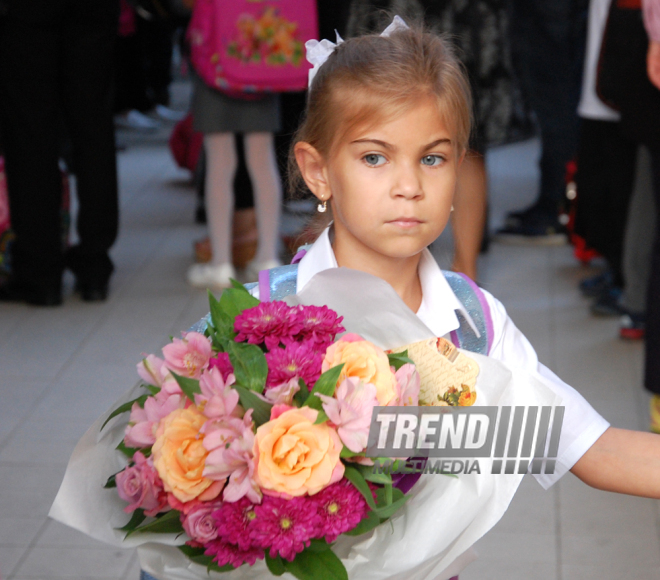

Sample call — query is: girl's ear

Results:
[294,142,332,203]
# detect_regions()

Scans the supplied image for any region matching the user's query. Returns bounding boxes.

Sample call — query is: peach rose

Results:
[152,407,220,503]
[322,333,397,406]
[253,407,344,497]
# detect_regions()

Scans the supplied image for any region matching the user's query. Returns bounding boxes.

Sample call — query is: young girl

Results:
[247,16,660,578]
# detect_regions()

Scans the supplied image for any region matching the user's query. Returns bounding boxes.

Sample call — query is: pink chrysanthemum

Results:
[265,341,323,389]
[234,301,302,351]
[208,352,234,382]
[312,479,369,542]
[293,305,345,349]
[204,539,264,568]
[250,496,322,561]
[213,496,261,551]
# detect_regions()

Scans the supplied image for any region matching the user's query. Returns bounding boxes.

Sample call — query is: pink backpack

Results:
[187,0,317,95]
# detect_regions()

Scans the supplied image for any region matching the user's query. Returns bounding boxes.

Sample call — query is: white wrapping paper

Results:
[50,269,561,580]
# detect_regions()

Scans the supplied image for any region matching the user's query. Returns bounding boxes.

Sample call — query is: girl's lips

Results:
[387,217,424,228]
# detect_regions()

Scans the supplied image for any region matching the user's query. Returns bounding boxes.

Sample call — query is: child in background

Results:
[249,17,660,578]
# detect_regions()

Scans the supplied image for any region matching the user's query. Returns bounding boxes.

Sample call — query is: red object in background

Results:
[563,159,601,264]
[169,114,203,173]
[118,0,137,37]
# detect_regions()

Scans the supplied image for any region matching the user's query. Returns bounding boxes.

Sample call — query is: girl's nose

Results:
[392,162,423,199]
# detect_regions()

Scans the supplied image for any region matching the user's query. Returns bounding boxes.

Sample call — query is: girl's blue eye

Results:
[421,155,444,166]
[364,153,386,166]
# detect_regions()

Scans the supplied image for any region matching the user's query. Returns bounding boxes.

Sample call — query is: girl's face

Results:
[297,96,462,269]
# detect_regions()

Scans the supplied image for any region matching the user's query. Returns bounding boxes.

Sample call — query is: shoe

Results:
[114,110,161,132]
[154,104,187,122]
[579,271,614,298]
[590,287,624,316]
[494,219,567,246]
[243,259,282,283]
[619,312,646,340]
[75,278,109,302]
[0,277,62,306]
[187,263,236,290]
[650,395,660,434]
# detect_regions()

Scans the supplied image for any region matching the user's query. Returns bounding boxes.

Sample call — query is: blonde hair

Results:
[289,22,473,198]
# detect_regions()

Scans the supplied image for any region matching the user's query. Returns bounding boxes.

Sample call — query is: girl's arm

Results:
[570,427,660,498]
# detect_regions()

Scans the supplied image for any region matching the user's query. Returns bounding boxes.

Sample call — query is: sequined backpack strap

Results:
[442,271,494,355]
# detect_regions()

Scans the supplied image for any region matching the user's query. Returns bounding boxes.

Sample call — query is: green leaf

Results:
[116,440,145,459]
[314,410,330,425]
[144,384,160,396]
[293,380,310,407]
[361,469,392,486]
[387,350,414,371]
[208,291,236,342]
[307,538,333,553]
[117,509,146,532]
[339,446,362,458]
[303,364,344,410]
[101,394,149,430]
[265,553,286,576]
[218,285,259,319]
[170,371,201,402]
[178,545,235,572]
[283,547,348,580]
[230,278,247,290]
[343,510,381,536]
[226,341,268,394]
[373,487,408,519]
[343,465,377,511]
[125,509,183,537]
[234,385,272,426]
[104,473,117,488]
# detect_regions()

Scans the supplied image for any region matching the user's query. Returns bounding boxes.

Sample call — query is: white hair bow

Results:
[305,15,410,88]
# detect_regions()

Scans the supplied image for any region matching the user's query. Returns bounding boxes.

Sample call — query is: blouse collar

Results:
[296,227,479,338]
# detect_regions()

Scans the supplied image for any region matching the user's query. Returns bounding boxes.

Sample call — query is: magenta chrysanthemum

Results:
[234,301,302,351]
[312,479,369,542]
[264,341,323,389]
[249,496,322,561]
[208,352,234,382]
[293,305,345,349]
[204,539,264,568]
[213,497,261,551]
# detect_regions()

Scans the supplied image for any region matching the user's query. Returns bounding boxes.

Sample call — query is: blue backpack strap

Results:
[253,244,312,301]
[443,271,494,355]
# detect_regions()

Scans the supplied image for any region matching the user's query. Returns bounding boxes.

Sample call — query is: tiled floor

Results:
[1,109,659,580]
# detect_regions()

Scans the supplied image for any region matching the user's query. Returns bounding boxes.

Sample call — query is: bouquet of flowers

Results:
[103,283,425,580]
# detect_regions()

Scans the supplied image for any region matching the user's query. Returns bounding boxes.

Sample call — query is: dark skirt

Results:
[191,75,281,135]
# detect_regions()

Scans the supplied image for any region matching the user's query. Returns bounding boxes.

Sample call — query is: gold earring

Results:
[317,199,328,213]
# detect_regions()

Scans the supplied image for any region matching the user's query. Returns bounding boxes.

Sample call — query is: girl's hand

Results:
[571,427,660,498]
[647,40,660,91]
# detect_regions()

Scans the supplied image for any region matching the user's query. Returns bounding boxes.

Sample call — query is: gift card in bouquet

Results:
[388,337,479,407]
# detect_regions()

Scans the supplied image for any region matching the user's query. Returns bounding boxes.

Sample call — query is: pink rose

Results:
[182,501,222,544]
[116,452,168,516]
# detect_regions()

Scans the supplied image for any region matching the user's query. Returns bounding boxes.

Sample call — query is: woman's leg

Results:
[204,132,236,267]
[243,132,282,265]
[451,153,487,281]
